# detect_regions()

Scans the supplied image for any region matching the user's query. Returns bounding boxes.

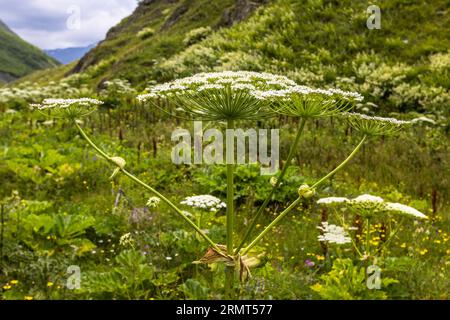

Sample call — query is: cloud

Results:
[0,0,137,49]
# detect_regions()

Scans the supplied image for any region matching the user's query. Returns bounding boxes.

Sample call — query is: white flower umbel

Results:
[317,222,351,244]
[254,85,363,118]
[385,202,427,219]
[317,193,427,220]
[31,98,103,119]
[345,112,412,136]
[146,196,161,208]
[317,197,349,205]
[137,71,298,121]
[349,194,385,212]
[180,195,226,212]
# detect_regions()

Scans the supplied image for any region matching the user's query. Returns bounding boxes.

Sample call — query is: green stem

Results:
[235,118,306,254]
[225,119,235,297]
[376,217,404,257]
[74,122,221,252]
[241,135,367,255]
[365,218,371,256]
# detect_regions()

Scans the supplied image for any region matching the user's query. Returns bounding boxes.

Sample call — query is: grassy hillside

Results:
[0,19,59,81]
[17,0,449,117]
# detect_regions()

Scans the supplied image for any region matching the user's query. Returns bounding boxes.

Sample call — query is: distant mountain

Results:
[0,19,59,82]
[45,44,96,64]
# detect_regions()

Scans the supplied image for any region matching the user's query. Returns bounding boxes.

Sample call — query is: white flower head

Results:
[349,194,385,212]
[137,71,298,121]
[317,197,349,205]
[31,98,103,119]
[180,195,226,211]
[345,112,412,136]
[317,222,351,244]
[146,196,161,208]
[384,202,427,219]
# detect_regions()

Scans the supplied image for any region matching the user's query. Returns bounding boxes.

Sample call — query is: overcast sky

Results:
[0,0,138,50]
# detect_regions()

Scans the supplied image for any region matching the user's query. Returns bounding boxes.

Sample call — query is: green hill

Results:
[13,0,450,115]
[0,19,59,82]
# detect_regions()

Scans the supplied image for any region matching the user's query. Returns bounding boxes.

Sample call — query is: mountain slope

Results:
[45,44,96,64]
[69,0,266,83]
[0,19,59,81]
[12,0,449,117]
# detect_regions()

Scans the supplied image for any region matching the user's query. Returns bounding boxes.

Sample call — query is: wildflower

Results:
[317,222,351,244]
[270,176,278,187]
[24,296,33,300]
[10,280,18,285]
[146,196,161,208]
[3,284,11,290]
[317,197,349,205]
[119,233,135,247]
[344,112,411,136]
[304,259,315,267]
[349,194,385,211]
[138,71,298,121]
[265,86,363,118]
[47,282,54,287]
[31,98,103,119]
[298,184,315,199]
[316,255,325,261]
[419,249,428,255]
[180,195,226,211]
[410,116,436,125]
[384,202,428,219]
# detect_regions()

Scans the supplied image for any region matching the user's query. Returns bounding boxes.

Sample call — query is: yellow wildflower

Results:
[24,296,33,300]
[47,281,54,287]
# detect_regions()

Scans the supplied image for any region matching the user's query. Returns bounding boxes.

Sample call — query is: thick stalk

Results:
[225,119,235,297]
[235,118,306,254]
[242,135,367,255]
[74,122,221,252]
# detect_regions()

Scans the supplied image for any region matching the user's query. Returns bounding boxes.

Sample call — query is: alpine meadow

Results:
[0,0,449,302]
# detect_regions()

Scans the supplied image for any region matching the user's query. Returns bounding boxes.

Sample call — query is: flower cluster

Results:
[31,98,103,119]
[146,196,161,208]
[317,222,351,244]
[253,85,363,118]
[317,194,427,219]
[344,112,412,136]
[137,71,297,100]
[137,71,298,121]
[180,195,226,211]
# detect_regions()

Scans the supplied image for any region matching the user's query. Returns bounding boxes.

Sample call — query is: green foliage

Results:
[311,259,398,300]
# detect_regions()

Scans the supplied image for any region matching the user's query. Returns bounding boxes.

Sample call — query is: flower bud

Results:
[298,184,315,198]
[270,177,278,187]
[110,156,126,169]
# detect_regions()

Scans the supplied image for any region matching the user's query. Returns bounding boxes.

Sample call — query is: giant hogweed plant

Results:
[32,71,415,297]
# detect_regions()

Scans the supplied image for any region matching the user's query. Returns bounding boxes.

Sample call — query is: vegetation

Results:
[0,0,448,300]
[0,20,59,81]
